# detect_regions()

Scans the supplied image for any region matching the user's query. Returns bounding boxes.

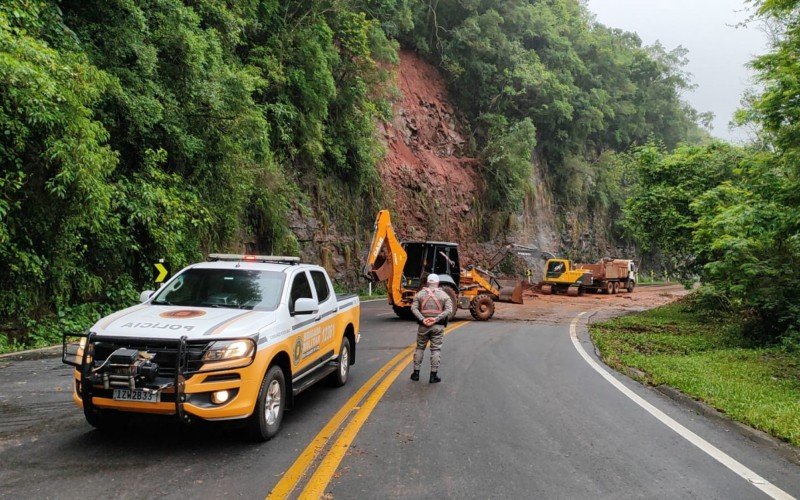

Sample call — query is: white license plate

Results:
[112,388,160,403]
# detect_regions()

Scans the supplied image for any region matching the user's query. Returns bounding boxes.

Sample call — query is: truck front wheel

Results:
[246,365,286,442]
[626,280,635,293]
[329,336,351,387]
[470,294,495,321]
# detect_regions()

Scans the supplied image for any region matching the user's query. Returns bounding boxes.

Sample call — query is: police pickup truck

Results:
[63,254,360,441]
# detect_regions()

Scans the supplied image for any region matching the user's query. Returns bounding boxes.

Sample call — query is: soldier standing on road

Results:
[410,274,453,383]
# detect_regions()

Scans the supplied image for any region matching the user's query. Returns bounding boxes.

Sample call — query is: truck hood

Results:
[92,304,276,340]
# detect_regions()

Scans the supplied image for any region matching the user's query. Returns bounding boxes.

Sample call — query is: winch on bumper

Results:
[63,332,260,423]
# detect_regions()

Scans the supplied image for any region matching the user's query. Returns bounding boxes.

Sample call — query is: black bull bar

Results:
[62,332,256,423]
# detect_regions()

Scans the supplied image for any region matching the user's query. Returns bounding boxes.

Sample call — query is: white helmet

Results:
[427,274,440,284]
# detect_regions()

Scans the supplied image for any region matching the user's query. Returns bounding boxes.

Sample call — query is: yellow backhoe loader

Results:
[362,210,524,321]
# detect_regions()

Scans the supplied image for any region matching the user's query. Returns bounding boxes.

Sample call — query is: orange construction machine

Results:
[363,210,524,321]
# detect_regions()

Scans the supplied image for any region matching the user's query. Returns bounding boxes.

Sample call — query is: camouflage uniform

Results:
[411,287,453,372]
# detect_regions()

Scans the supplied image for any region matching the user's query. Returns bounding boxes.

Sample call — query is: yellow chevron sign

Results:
[154,262,169,283]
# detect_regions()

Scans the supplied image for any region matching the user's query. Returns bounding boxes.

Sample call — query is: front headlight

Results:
[202,340,255,362]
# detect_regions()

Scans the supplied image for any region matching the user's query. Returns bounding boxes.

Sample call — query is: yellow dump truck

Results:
[540,258,636,296]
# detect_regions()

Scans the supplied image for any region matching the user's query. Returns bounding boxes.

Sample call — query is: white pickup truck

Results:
[63,254,360,441]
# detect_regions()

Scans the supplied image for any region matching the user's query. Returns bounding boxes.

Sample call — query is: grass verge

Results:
[590,301,800,447]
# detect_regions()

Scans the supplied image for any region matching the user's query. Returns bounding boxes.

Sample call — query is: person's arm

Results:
[434,291,453,324]
[411,292,425,323]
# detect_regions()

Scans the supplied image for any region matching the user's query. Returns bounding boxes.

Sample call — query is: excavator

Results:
[362,210,527,321]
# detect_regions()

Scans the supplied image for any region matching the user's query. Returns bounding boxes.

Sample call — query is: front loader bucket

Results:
[497,281,524,304]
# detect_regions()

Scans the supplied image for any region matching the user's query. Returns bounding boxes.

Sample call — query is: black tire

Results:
[246,365,286,442]
[329,336,351,387]
[611,281,619,294]
[441,285,459,320]
[626,280,635,293]
[470,294,495,321]
[602,281,613,294]
[392,305,415,320]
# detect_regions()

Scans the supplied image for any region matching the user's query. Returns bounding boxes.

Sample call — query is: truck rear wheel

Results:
[612,281,619,294]
[246,365,286,442]
[603,282,613,294]
[441,285,458,320]
[470,294,495,321]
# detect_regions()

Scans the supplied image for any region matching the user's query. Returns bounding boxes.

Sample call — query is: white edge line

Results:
[569,312,794,500]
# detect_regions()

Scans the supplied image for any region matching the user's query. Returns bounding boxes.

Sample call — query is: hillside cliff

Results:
[294,50,574,285]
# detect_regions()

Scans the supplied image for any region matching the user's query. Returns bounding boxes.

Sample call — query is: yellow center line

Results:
[267,321,467,499]
[297,322,469,499]
[267,347,412,499]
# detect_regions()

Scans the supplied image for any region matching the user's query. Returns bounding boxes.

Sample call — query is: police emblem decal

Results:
[293,337,303,363]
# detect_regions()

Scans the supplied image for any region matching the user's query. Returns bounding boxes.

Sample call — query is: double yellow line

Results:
[267,321,469,499]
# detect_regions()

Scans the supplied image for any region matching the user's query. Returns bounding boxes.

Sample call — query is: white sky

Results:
[585,0,770,142]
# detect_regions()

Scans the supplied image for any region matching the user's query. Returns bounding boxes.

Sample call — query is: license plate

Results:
[112,388,160,403]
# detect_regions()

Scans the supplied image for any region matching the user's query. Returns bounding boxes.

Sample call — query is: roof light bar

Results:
[207,254,300,264]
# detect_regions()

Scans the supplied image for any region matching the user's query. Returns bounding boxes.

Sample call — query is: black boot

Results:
[410,370,420,381]
[429,371,441,384]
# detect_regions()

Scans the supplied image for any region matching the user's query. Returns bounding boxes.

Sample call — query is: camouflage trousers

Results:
[413,326,444,371]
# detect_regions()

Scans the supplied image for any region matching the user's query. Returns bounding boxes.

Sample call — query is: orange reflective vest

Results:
[419,288,443,316]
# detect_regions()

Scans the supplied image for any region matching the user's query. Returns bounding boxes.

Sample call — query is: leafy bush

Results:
[0,0,406,349]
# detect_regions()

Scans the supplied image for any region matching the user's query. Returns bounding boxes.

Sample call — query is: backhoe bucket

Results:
[497,281,524,304]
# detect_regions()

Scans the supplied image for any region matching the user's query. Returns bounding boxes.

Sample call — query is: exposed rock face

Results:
[288,50,630,288]
[376,50,481,244]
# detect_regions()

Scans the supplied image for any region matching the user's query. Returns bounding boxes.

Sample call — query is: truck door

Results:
[288,270,322,369]
[310,269,338,356]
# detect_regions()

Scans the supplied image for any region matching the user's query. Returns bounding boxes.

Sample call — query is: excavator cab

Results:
[402,241,460,290]
[545,259,569,279]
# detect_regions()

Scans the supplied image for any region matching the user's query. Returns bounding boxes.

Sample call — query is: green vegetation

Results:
[591,301,800,446]
[0,0,730,350]
[406,0,710,227]
[0,0,403,350]
[622,0,800,343]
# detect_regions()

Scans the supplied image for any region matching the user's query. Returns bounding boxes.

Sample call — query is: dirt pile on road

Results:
[377,50,482,244]
[491,284,690,324]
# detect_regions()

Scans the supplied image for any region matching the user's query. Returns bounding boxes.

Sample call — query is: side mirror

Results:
[140,290,155,303]
[293,298,319,316]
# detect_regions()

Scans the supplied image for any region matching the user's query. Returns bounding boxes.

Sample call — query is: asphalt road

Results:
[1,301,798,499]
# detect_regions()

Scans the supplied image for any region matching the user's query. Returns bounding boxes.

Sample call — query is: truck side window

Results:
[310,271,331,303]
[289,272,313,313]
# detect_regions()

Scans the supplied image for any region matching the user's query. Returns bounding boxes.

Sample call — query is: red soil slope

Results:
[377,50,482,244]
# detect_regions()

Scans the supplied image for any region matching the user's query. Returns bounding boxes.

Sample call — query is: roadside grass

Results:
[590,301,800,447]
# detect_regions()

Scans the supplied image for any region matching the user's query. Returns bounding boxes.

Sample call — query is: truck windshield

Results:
[151,269,286,311]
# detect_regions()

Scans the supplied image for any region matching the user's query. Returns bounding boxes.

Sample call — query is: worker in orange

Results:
[410,274,453,383]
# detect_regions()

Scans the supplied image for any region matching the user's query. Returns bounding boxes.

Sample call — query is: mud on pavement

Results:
[489,284,690,324]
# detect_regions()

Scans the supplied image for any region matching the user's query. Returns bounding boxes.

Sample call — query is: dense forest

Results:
[1,0,796,350]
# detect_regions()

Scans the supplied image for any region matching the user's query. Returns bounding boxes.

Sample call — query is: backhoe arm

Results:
[363,210,407,305]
